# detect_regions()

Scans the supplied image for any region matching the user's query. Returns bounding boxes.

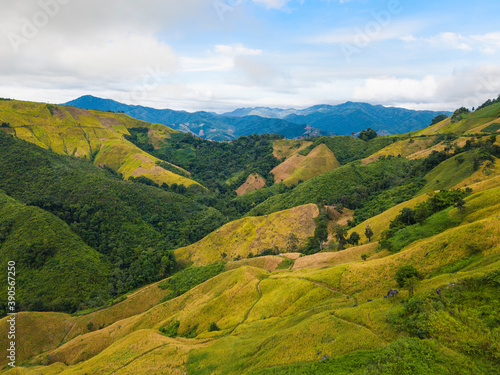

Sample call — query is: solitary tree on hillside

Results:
[365,226,374,242]
[286,233,299,252]
[334,225,348,250]
[395,265,421,297]
[349,232,360,246]
[315,220,329,250]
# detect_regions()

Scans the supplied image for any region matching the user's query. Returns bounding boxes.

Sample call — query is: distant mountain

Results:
[224,102,452,135]
[64,96,328,141]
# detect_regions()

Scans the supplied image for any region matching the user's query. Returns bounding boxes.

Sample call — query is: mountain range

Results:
[65,95,451,141]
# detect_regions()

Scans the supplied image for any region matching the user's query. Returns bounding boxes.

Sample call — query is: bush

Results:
[209,322,221,332]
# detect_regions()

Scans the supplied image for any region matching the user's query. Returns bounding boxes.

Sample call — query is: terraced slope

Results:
[0,100,198,187]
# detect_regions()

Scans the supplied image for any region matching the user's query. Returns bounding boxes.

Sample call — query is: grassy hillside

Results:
[248,157,425,218]
[174,204,319,266]
[271,144,340,186]
[0,100,198,187]
[0,131,225,311]
[236,174,267,196]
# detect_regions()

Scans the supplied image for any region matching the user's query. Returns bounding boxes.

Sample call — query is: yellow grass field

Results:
[271,144,340,186]
[174,204,319,266]
[0,100,199,187]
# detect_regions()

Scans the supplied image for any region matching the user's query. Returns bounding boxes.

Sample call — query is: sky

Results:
[1,0,500,113]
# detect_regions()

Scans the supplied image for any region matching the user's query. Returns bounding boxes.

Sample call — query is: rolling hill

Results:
[0,100,198,187]
[1,98,500,375]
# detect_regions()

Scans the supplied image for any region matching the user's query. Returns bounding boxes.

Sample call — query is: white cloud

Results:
[402,32,500,55]
[352,65,500,110]
[252,0,292,10]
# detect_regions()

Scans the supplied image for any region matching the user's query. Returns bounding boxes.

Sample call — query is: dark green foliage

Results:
[333,224,348,250]
[209,322,221,332]
[159,320,180,337]
[0,131,225,308]
[0,122,10,128]
[475,94,500,112]
[395,265,421,289]
[380,189,469,252]
[365,227,373,242]
[0,191,109,315]
[249,157,427,217]
[451,107,470,123]
[431,114,448,125]
[300,236,321,255]
[285,233,299,252]
[348,231,360,246]
[481,123,500,133]
[46,104,55,116]
[158,263,226,301]
[314,220,329,244]
[358,128,378,141]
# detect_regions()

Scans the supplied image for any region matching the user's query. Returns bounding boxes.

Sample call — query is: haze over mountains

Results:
[65,96,450,141]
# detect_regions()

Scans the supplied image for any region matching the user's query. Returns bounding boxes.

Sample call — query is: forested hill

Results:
[65,95,450,139]
[65,95,328,141]
[0,130,225,313]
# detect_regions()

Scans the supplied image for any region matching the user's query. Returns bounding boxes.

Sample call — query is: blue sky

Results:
[1,0,500,112]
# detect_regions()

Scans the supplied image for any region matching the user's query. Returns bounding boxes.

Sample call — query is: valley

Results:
[0,98,499,374]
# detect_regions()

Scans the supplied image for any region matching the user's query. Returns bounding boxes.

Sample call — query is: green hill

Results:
[0,100,199,187]
[1,99,500,374]
[0,131,225,311]
[0,190,108,313]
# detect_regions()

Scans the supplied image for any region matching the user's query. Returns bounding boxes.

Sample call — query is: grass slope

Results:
[174,204,319,266]
[271,144,340,186]
[0,100,198,187]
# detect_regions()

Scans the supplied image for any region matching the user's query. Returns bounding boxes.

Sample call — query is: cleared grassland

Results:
[271,144,340,186]
[174,204,319,266]
[64,281,167,342]
[292,242,379,270]
[0,100,198,187]
[361,137,434,164]
[272,139,313,160]
[236,173,267,196]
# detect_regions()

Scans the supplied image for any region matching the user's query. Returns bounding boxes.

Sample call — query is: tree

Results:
[358,128,378,142]
[286,233,299,252]
[395,265,421,297]
[333,225,348,250]
[314,220,329,250]
[365,226,373,242]
[430,114,448,125]
[454,199,466,211]
[348,232,360,246]
[413,203,429,225]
